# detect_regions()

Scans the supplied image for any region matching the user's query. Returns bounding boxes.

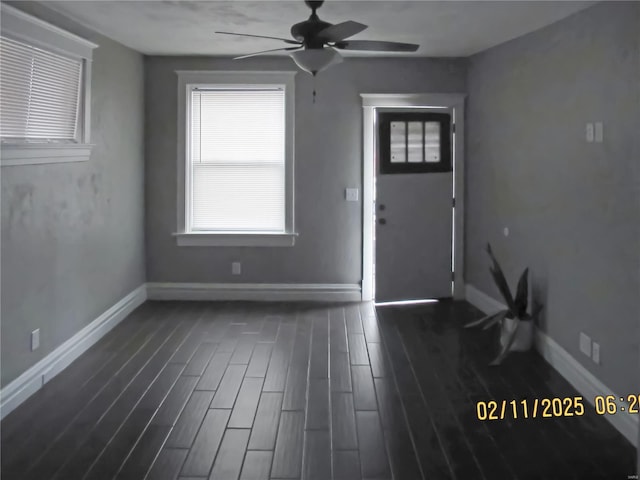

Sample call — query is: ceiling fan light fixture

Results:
[290,48,342,75]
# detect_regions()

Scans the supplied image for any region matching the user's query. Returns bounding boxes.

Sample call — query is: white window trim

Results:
[175,70,297,247]
[0,4,98,167]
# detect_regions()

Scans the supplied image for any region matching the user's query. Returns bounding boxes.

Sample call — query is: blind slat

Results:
[189,88,286,231]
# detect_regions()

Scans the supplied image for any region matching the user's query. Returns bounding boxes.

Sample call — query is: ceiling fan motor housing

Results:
[291,20,331,48]
[293,0,331,48]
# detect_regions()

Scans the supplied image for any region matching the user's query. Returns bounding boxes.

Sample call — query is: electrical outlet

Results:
[592,342,600,364]
[31,329,40,351]
[232,262,241,275]
[579,332,591,357]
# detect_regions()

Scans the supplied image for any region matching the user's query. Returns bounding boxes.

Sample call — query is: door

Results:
[374,108,454,302]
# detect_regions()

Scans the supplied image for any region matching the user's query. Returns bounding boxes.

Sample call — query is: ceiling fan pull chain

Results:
[312,75,317,103]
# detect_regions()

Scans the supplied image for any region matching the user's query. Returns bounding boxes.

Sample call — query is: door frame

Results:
[361,93,466,301]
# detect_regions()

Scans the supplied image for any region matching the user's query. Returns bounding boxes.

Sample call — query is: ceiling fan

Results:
[215,0,419,76]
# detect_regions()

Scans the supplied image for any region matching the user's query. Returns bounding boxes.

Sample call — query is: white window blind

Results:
[189,87,286,232]
[0,35,82,142]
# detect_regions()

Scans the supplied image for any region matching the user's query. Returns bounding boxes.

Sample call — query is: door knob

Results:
[379,218,387,225]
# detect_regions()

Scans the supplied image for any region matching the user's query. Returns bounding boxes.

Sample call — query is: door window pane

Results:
[407,121,423,163]
[424,122,441,163]
[390,121,406,163]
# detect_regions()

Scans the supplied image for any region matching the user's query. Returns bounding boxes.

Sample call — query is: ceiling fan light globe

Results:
[290,48,342,75]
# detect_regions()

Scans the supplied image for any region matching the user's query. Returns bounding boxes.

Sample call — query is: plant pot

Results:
[500,317,533,352]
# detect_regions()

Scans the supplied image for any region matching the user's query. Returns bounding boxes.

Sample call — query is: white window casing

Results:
[0,4,98,166]
[175,71,297,247]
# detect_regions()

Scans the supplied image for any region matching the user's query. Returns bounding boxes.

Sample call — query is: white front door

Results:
[374,107,454,302]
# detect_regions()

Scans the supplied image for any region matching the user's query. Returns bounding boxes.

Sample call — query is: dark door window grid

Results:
[378,112,452,174]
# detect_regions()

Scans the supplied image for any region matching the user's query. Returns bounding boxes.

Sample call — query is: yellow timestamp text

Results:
[476,397,586,421]
[594,394,640,415]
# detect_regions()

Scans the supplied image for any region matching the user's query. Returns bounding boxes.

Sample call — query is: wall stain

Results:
[6,184,34,234]
[90,173,101,195]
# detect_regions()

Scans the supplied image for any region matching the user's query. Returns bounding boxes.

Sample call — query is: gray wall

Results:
[466,1,640,397]
[145,56,466,284]
[1,3,146,387]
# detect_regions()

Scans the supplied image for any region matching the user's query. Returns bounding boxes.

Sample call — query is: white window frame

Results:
[175,70,297,247]
[0,4,97,167]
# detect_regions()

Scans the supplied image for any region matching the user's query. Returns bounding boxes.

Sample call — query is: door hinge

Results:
[452,197,456,208]
[451,271,455,281]
[452,123,456,134]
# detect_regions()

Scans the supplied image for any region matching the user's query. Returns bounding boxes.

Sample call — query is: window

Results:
[378,111,452,174]
[1,36,82,141]
[176,71,297,247]
[0,4,97,166]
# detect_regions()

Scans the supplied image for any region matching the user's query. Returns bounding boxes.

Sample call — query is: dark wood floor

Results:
[1,300,635,480]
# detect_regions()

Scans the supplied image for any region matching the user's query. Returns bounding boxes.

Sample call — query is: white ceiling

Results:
[46,0,594,57]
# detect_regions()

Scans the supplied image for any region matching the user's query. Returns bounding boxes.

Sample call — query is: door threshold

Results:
[374,299,439,307]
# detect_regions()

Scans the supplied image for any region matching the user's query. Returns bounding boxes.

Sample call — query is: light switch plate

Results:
[579,332,591,357]
[586,123,594,143]
[232,262,241,275]
[345,188,359,202]
[31,329,40,351]
[594,122,603,143]
[592,342,600,364]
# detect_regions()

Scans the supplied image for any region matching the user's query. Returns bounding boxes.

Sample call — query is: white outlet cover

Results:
[579,332,591,356]
[232,262,241,275]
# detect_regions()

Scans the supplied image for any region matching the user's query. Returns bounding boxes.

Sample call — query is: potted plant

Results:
[465,243,541,365]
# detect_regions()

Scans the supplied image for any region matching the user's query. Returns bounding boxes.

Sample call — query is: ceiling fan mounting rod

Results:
[305,0,324,15]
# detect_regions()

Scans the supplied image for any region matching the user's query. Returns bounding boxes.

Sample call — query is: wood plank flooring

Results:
[1,300,635,479]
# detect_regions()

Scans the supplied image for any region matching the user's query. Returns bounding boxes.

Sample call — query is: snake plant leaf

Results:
[482,310,509,330]
[514,268,529,318]
[531,302,543,319]
[489,320,521,366]
[463,310,507,329]
[486,243,517,314]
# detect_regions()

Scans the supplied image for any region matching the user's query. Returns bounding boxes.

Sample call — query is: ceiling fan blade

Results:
[315,21,367,43]
[334,40,419,52]
[215,31,301,45]
[234,46,303,60]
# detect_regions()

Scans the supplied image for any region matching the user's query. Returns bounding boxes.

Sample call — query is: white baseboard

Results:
[465,284,638,446]
[0,284,147,420]
[146,282,362,302]
[534,328,639,445]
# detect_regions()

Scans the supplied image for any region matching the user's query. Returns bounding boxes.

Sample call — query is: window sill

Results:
[175,232,298,247]
[1,143,94,167]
